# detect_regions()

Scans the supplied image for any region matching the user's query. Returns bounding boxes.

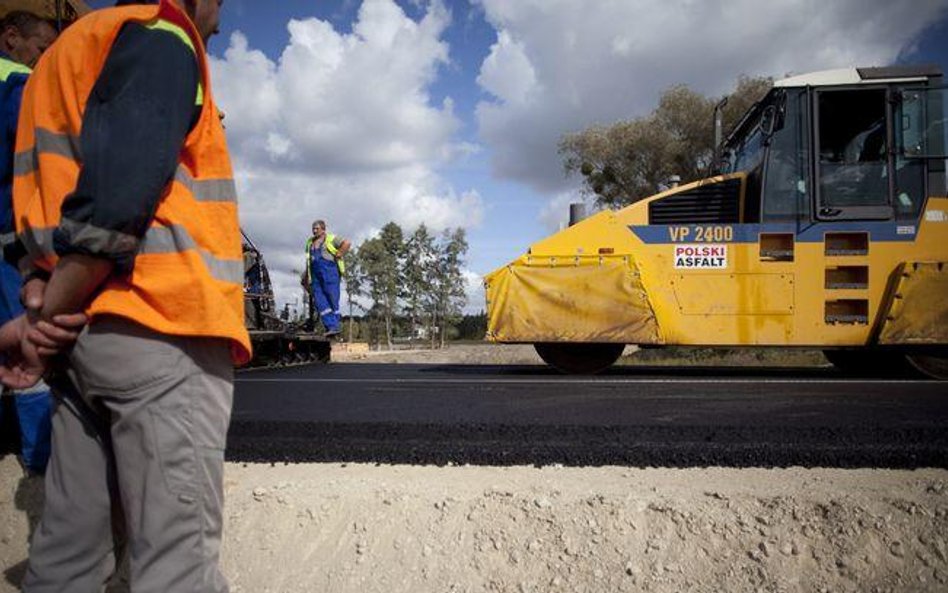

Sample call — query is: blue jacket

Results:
[0,51,30,238]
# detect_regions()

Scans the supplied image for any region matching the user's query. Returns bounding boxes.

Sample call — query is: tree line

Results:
[335,312,487,346]
[338,222,471,349]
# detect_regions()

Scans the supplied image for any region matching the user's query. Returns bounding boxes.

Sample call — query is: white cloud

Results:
[476,30,538,105]
[474,0,948,193]
[210,0,484,307]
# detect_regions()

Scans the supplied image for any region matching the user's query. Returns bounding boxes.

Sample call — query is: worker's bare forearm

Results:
[0,316,20,351]
[39,255,114,320]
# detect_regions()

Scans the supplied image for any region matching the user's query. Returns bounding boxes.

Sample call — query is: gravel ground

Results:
[2,458,947,592]
[2,345,944,592]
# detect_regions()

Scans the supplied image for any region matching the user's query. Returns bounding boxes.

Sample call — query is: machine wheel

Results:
[822,349,914,377]
[534,342,625,374]
[905,351,948,380]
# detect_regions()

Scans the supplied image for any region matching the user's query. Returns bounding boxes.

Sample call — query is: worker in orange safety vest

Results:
[6,0,248,591]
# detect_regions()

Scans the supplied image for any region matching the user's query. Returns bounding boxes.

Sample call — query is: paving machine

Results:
[242,231,330,366]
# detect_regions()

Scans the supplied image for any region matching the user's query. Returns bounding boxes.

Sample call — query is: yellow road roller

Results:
[485,66,948,378]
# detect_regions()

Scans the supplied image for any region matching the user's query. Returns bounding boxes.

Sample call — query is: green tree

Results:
[456,312,487,341]
[355,222,404,349]
[401,224,437,344]
[559,75,772,208]
[343,251,366,344]
[430,228,468,348]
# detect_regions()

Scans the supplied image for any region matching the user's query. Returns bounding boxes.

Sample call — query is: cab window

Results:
[723,107,768,223]
[761,90,809,222]
[896,86,947,218]
[815,89,890,218]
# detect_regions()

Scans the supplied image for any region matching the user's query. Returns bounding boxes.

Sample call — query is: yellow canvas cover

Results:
[485,256,660,343]
[878,262,948,345]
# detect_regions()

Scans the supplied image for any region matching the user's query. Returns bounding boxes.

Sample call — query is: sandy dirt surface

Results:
[2,345,944,592]
[2,457,947,592]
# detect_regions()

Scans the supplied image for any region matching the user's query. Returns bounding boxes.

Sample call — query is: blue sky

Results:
[85,0,948,313]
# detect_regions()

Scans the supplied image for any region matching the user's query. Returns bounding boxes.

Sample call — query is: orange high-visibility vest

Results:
[12,0,251,364]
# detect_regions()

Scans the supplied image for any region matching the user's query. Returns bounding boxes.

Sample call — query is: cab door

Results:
[808,85,927,335]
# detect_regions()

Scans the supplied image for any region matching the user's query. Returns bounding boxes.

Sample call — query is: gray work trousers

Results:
[22,316,233,593]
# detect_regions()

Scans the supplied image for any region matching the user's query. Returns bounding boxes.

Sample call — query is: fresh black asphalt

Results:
[227,363,948,468]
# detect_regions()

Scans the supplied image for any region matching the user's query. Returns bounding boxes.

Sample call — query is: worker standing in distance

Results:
[10,0,250,591]
[305,219,350,337]
[0,10,59,475]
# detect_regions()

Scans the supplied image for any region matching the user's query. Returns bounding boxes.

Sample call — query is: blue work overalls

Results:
[309,239,341,333]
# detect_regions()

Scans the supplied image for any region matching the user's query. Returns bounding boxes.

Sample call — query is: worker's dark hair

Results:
[313,220,326,229]
[0,11,48,37]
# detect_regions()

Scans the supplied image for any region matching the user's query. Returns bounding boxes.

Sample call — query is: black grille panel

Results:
[648,178,742,224]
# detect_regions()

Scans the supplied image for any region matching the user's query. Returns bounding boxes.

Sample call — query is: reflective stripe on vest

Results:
[324,232,345,274]
[19,225,243,285]
[0,55,30,82]
[12,0,250,364]
[144,19,204,106]
[13,128,236,202]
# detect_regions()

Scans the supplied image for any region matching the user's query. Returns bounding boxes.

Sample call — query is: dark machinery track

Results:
[227,363,948,468]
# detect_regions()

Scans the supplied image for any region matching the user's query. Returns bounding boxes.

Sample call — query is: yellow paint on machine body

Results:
[485,180,948,347]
